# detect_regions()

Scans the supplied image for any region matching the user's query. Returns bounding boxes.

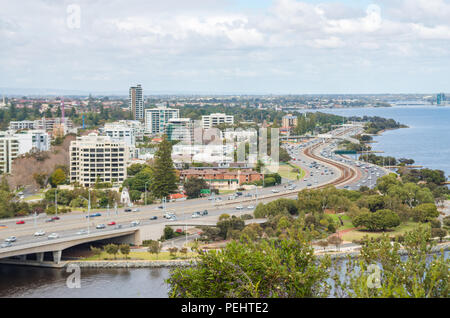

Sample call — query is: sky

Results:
[1,0,450,95]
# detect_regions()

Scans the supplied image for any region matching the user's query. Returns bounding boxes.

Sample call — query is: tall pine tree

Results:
[149,135,178,199]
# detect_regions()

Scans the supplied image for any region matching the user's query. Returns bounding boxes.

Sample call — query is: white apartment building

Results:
[145,106,179,135]
[129,84,144,121]
[103,123,136,147]
[70,133,129,187]
[0,132,19,174]
[166,118,194,144]
[8,117,73,132]
[13,130,50,154]
[201,113,234,129]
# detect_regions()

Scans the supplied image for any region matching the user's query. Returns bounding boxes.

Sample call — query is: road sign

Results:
[200,189,211,194]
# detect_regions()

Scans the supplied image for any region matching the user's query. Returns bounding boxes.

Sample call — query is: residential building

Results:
[8,117,73,132]
[13,130,50,154]
[179,168,262,190]
[69,133,129,187]
[144,106,179,134]
[103,123,136,147]
[201,113,234,129]
[0,132,19,174]
[166,118,193,143]
[282,114,298,129]
[129,84,144,121]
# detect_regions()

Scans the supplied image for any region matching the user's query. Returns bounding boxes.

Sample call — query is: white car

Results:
[132,208,140,212]
[76,229,87,235]
[48,233,59,239]
[247,205,255,210]
[271,189,280,193]
[191,213,200,218]
[34,230,46,237]
[130,220,140,227]
[236,205,243,210]
[5,236,16,243]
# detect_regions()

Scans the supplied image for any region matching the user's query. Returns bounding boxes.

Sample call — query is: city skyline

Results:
[2,0,450,94]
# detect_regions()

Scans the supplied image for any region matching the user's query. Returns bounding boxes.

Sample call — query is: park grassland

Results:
[341,221,428,241]
[278,162,306,181]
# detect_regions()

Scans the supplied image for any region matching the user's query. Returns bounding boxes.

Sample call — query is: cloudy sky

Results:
[1,0,450,94]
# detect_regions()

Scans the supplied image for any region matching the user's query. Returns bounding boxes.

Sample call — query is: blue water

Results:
[304,106,450,177]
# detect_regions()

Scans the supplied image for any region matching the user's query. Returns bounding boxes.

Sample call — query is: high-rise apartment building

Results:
[70,133,129,187]
[145,106,179,135]
[0,132,20,174]
[201,113,234,129]
[282,114,298,129]
[129,84,144,121]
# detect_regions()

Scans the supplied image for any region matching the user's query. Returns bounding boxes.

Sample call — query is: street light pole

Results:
[87,189,91,234]
[55,188,58,216]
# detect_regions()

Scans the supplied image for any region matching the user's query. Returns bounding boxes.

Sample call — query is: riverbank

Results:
[66,259,196,268]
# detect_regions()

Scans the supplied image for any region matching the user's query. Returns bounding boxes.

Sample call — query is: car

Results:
[107,221,116,226]
[45,218,55,222]
[5,236,16,243]
[191,213,200,218]
[247,205,255,210]
[48,233,59,239]
[130,220,140,227]
[51,216,60,220]
[150,216,158,220]
[132,208,139,212]
[34,230,46,237]
[235,192,243,196]
[76,229,87,235]
[175,228,183,233]
[96,224,106,229]
[124,208,132,212]
[168,216,177,221]
[86,213,102,218]
[16,220,25,225]
[271,189,280,193]
[158,205,164,209]
[0,242,12,248]
[201,210,208,216]
[114,224,123,229]
[307,183,312,187]
[236,205,243,210]
[163,212,174,219]
[215,197,222,202]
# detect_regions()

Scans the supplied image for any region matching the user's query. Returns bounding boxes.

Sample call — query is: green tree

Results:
[149,135,178,199]
[412,203,440,223]
[147,240,162,259]
[333,227,449,297]
[184,177,208,199]
[104,244,119,259]
[167,238,331,298]
[49,168,66,187]
[119,244,131,259]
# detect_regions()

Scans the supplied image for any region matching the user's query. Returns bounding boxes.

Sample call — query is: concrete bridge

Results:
[169,218,267,228]
[0,228,140,266]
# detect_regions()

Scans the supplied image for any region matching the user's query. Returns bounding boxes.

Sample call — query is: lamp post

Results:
[145,182,149,206]
[55,188,58,216]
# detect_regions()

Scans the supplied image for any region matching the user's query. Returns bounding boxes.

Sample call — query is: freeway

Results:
[0,125,391,252]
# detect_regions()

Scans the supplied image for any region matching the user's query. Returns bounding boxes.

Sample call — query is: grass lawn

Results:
[278,163,306,181]
[341,221,427,242]
[326,214,354,231]
[23,193,44,201]
[82,251,199,261]
[219,189,236,195]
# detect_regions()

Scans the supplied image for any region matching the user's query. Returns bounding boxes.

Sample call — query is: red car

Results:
[107,221,116,226]
[51,216,60,220]
[16,220,25,225]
